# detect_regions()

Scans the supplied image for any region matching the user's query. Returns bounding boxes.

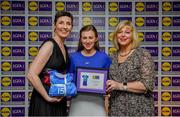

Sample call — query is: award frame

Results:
[76,67,108,94]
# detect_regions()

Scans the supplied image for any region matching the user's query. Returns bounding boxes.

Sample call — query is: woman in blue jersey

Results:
[68,25,111,116]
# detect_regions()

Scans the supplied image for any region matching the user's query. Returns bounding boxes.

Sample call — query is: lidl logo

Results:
[108,32,114,41]
[135,17,144,27]
[82,2,92,11]
[56,2,65,11]
[83,17,92,26]
[162,62,171,71]
[138,32,144,42]
[162,47,171,57]
[28,16,38,26]
[108,47,117,55]
[29,47,38,56]
[1,16,11,26]
[1,77,11,87]
[162,92,171,101]
[1,31,11,41]
[28,31,38,41]
[161,107,171,116]
[162,32,171,41]
[1,92,11,102]
[109,17,118,27]
[1,1,11,11]
[109,2,118,12]
[162,2,172,11]
[2,62,11,71]
[28,1,38,11]
[136,2,145,12]
[162,17,172,27]
[162,77,171,87]
[2,46,11,56]
[1,107,11,117]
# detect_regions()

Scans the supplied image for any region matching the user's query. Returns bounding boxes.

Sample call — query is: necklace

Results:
[119,50,132,57]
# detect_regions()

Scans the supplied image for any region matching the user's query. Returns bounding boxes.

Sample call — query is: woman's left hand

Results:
[106,80,122,93]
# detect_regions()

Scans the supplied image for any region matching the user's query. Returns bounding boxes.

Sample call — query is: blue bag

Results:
[48,70,77,96]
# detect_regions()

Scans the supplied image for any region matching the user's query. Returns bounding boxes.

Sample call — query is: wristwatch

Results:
[123,82,127,91]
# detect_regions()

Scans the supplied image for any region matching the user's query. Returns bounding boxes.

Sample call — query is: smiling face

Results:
[54,16,73,39]
[81,30,97,51]
[116,26,132,47]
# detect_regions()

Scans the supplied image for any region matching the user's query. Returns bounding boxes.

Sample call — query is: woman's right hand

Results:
[46,96,64,103]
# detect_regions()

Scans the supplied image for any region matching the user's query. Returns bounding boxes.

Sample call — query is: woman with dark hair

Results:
[68,25,111,116]
[27,11,73,116]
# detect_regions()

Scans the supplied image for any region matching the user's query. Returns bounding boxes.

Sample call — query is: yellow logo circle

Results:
[1,1,11,11]
[162,92,171,101]
[56,2,65,11]
[83,17,92,26]
[82,2,92,11]
[28,16,38,26]
[162,2,172,11]
[109,2,118,12]
[161,107,171,116]
[136,2,145,12]
[162,47,171,57]
[162,62,171,71]
[1,107,10,117]
[1,31,11,41]
[108,47,117,55]
[29,47,38,56]
[1,92,11,102]
[28,92,32,100]
[138,32,144,42]
[1,77,11,87]
[108,32,114,41]
[135,17,144,27]
[1,16,11,26]
[109,17,118,27]
[28,1,38,11]
[162,32,171,41]
[29,32,38,41]
[2,62,11,71]
[162,17,172,27]
[161,77,171,87]
[2,46,11,56]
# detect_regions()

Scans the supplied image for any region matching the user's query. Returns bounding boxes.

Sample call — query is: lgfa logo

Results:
[162,62,171,71]
[161,107,171,116]
[138,32,144,42]
[108,32,114,41]
[1,107,11,117]
[29,47,38,56]
[1,31,11,41]
[2,62,11,71]
[162,17,172,27]
[28,16,38,26]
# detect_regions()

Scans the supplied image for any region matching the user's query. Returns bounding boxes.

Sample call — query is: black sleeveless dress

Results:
[29,38,69,116]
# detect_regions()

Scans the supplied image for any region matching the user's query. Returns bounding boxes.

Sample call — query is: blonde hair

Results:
[113,20,140,50]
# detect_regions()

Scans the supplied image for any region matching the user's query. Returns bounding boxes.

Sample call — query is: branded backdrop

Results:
[0,0,180,116]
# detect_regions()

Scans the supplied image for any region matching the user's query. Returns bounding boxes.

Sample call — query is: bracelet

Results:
[123,82,127,91]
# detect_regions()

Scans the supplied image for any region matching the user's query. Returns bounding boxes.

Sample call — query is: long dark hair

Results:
[77,25,100,52]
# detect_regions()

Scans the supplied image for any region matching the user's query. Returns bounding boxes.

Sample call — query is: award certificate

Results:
[76,67,108,94]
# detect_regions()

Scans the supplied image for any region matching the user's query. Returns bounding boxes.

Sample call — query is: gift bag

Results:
[48,70,77,96]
